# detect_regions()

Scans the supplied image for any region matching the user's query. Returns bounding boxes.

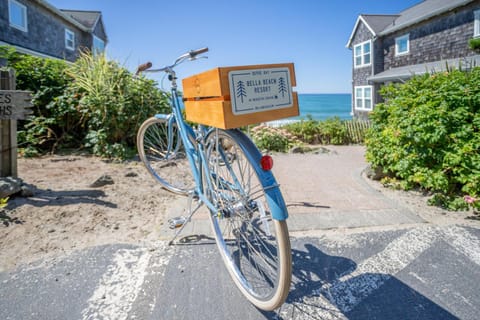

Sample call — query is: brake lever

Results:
[189,55,208,61]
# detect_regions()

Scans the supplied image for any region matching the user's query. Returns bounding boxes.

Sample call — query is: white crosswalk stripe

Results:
[81,242,171,320]
[285,225,480,319]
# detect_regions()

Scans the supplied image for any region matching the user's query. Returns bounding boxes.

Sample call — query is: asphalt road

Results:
[2,147,479,319]
[1,224,479,320]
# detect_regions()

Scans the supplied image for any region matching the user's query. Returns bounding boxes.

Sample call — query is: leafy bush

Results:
[67,52,170,158]
[318,117,348,145]
[1,46,169,159]
[469,38,480,51]
[283,116,321,144]
[0,46,74,156]
[250,125,300,152]
[284,116,349,145]
[366,68,480,210]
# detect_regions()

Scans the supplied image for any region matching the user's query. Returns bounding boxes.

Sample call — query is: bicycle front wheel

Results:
[204,129,291,311]
[137,116,194,195]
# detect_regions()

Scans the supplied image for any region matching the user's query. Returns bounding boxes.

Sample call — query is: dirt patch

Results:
[0,155,182,272]
[1,151,479,272]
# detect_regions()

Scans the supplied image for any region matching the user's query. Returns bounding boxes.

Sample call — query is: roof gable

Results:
[60,10,101,31]
[346,15,397,48]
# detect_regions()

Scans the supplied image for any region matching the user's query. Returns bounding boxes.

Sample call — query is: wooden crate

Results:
[182,63,299,129]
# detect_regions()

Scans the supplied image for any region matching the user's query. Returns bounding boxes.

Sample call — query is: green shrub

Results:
[0,46,75,154]
[250,125,300,152]
[284,116,349,145]
[1,46,169,159]
[67,52,170,158]
[366,68,480,210]
[318,117,348,145]
[469,38,480,51]
[283,116,321,144]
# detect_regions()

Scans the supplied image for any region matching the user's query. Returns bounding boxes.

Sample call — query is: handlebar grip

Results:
[135,62,152,75]
[189,47,209,58]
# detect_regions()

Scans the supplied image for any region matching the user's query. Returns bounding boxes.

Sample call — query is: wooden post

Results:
[0,69,17,178]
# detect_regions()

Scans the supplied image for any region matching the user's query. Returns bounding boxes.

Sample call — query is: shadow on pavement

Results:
[287,201,330,209]
[262,242,457,320]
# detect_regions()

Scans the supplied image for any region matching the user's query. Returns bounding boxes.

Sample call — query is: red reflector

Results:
[260,155,273,171]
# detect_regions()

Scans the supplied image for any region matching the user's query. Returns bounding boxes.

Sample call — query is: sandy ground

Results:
[1,150,478,272]
[0,154,183,272]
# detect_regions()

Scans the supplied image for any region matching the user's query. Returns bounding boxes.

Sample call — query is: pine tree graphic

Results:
[236,80,247,103]
[278,77,287,98]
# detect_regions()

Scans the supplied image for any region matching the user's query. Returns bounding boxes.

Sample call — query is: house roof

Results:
[368,55,480,82]
[380,0,476,35]
[362,15,399,34]
[60,10,101,31]
[33,0,106,38]
[346,15,398,48]
[347,0,476,47]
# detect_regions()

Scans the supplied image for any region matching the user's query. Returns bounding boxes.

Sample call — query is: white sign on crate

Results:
[228,67,294,115]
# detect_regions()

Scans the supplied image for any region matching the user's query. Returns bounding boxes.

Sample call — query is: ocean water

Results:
[295,93,352,121]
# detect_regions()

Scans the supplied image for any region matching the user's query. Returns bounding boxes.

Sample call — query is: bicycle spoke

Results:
[205,130,291,309]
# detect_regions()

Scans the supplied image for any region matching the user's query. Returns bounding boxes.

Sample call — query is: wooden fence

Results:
[344,119,371,144]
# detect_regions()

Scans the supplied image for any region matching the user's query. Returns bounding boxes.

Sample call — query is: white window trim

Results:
[8,0,28,32]
[353,40,372,68]
[354,85,373,111]
[65,29,75,51]
[395,34,410,56]
[474,10,480,38]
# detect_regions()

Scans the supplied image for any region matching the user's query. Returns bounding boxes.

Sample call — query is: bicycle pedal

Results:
[168,216,187,229]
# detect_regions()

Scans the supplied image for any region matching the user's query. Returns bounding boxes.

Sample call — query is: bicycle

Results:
[136,48,292,311]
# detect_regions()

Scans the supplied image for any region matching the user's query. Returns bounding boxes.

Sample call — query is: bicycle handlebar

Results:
[136,47,209,75]
[189,47,209,58]
[135,61,152,75]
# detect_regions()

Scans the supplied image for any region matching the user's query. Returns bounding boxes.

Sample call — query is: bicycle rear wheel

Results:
[137,116,194,195]
[204,129,291,311]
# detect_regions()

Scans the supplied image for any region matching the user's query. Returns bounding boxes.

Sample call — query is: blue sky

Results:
[48,0,421,93]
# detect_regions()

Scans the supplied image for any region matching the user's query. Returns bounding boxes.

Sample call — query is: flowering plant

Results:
[464,195,479,211]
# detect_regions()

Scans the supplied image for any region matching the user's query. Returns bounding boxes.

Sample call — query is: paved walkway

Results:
[274,145,423,231]
[163,145,424,237]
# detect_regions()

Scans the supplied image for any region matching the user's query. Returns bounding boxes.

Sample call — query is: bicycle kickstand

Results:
[168,190,202,245]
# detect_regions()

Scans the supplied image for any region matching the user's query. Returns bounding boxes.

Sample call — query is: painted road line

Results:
[441,226,480,266]
[319,226,438,314]
[81,243,171,320]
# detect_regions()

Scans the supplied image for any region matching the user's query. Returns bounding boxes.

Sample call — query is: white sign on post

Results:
[0,90,33,120]
[228,67,294,115]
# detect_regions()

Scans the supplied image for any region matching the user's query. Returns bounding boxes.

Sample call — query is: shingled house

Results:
[347,0,480,119]
[0,0,107,62]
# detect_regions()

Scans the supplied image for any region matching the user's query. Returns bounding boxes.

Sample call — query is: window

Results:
[475,10,480,38]
[395,34,410,56]
[93,35,105,56]
[65,29,75,50]
[355,86,373,111]
[354,40,371,68]
[8,0,27,32]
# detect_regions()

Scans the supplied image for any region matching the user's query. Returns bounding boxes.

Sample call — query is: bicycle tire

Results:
[204,129,292,311]
[137,116,194,195]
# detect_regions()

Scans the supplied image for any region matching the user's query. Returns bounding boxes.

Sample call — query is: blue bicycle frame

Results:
[161,86,289,221]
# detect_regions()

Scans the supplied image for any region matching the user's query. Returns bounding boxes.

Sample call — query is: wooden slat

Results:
[185,92,299,129]
[0,69,18,177]
[182,63,296,99]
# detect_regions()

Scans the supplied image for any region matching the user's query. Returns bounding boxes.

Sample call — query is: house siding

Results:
[351,21,375,119]
[348,0,480,119]
[0,0,106,62]
[384,2,480,70]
